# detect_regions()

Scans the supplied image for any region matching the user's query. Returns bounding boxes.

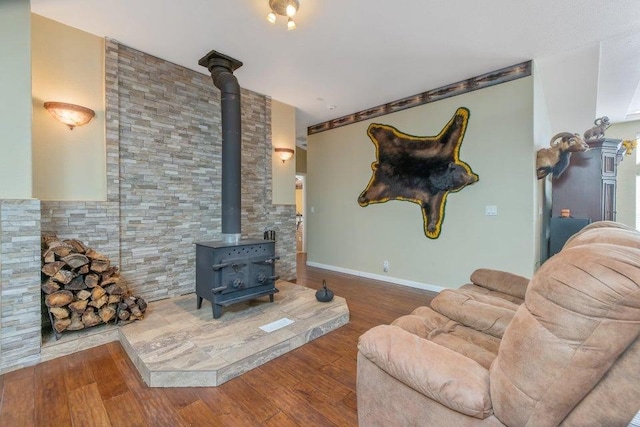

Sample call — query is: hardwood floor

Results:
[0,254,435,427]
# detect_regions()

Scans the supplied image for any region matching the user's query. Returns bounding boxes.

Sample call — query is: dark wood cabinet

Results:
[549,217,591,257]
[551,138,623,222]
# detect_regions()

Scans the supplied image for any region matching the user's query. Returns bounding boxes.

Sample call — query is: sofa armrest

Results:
[470,268,529,300]
[358,324,492,419]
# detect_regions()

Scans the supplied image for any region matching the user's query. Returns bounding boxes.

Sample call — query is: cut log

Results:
[68,299,89,313]
[45,290,73,308]
[77,264,90,275]
[89,295,108,309]
[99,305,116,323]
[82,309,102,327]
[90,259,110,273]
[43,250,56,264]
[64,275,86,291]
[42,235,60,247]
[41,279,60,295]
[137,297,148,312]
[130,305,143,318]
[118,309,130,321]
[104,283,124,295]
[91,286,106,300]
[101,276,119,287]
[107,295,121,305]
[49,307,70,319]
[51,244,73,258]
[62,253,89,269]
[42,261,66,277]
[76,289,91,301]
[101,267,118,281]
[85,274,99,289]
[53,318,72,333]
[85,249,108,261]
[67,313,85,331]
[124,296,137,308]
[64,239,87,254]
[53,269,74,285]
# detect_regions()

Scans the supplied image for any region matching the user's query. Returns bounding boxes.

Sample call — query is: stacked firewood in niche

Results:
[41,236,147,334]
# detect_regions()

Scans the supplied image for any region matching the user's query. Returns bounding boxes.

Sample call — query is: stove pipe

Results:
[198,50,244,244]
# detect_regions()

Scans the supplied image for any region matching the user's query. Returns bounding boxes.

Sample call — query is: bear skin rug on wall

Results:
[358,107,478,239]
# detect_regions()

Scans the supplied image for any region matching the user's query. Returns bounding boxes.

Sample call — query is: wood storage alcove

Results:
[41,235,147,338]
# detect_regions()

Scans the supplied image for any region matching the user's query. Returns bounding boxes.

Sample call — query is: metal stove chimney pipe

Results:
[198,50,243,244]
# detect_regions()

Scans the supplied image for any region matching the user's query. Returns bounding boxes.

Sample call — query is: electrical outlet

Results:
[383,260,389,272]
[485,205,498,216]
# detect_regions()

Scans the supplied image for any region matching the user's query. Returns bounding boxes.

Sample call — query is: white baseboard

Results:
[305,261,444,294]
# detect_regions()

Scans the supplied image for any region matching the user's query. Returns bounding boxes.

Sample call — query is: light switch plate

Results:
[485,205,498,216]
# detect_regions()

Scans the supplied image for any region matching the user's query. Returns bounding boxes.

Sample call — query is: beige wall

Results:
[296,147,307,174]
[607,120,640,228]
[0,0,32,199]
[532,61,554,265]
[307,77,537,290]
[271,99,296,205]
[31,14,106,201]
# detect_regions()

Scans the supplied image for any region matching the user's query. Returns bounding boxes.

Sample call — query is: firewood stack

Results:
[41,235,147,335]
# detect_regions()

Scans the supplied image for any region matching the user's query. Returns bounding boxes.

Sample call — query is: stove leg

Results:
[213,304,222,319]
[269,294,274,302]
[197,295,203,309]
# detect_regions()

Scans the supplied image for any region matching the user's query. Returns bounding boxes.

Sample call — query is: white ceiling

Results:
[31,0,640,145]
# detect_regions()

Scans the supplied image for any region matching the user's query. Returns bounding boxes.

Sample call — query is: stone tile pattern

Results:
[118,282,349,387]
[0,200,42,373]
[115,43,296,301]
[105,38,121,203]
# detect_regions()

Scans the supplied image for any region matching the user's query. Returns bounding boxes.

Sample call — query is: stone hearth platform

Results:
[118,281,349,387]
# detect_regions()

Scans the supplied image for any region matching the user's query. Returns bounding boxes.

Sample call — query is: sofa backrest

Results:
[564,222,640,250]
[489,241,640,426]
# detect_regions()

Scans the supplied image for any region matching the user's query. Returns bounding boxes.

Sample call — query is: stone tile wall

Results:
[40,40,296,304]
[1,39,296,373]
[0,200,41,372]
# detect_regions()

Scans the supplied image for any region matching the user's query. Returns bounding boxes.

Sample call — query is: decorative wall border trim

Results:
[307,60,532,135]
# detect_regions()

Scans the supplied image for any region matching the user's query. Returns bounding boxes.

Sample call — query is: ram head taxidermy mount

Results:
[358,107,479,239]
[536,132,589,180]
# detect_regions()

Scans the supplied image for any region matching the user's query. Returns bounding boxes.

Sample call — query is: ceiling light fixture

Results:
[266,0,299,30]
[275,147,295,163]
[43,102,95,130]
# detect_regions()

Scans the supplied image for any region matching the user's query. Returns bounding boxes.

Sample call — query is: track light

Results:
[266,0,300,30]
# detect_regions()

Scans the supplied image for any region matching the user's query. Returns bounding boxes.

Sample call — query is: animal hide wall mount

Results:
[358,107,478,239]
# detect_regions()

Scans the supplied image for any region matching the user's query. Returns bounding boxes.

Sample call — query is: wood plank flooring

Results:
[0,255,435,427]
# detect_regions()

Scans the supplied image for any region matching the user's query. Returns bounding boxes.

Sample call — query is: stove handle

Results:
[211,285,228,293]
[252,256,280,265]
[211,262,230,271]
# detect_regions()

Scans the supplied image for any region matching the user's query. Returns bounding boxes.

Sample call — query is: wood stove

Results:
[195,49,280,319]
[195,239,279,319]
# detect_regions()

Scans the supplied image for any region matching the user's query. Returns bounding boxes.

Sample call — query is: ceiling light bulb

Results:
[286,4,297,17]
[287,17,296,30]
[267,11,276,24]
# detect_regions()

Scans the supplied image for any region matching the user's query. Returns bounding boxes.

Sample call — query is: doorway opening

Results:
[296,174,306,254]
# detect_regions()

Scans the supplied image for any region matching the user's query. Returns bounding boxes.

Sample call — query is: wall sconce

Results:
[44,102,95,130]
[275,147,295,163]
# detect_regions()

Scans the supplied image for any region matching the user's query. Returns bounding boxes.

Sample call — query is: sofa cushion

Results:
[431,289,519,339]
[470,268,529,300]
[490,243,640,426]
[358,324,493,419]
[392,309,501,369]
[459,283,524,305]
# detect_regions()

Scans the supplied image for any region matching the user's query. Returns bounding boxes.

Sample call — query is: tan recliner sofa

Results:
[357,221,640,426]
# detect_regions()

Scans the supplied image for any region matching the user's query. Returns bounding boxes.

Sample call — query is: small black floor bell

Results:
[195,239,279,319]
